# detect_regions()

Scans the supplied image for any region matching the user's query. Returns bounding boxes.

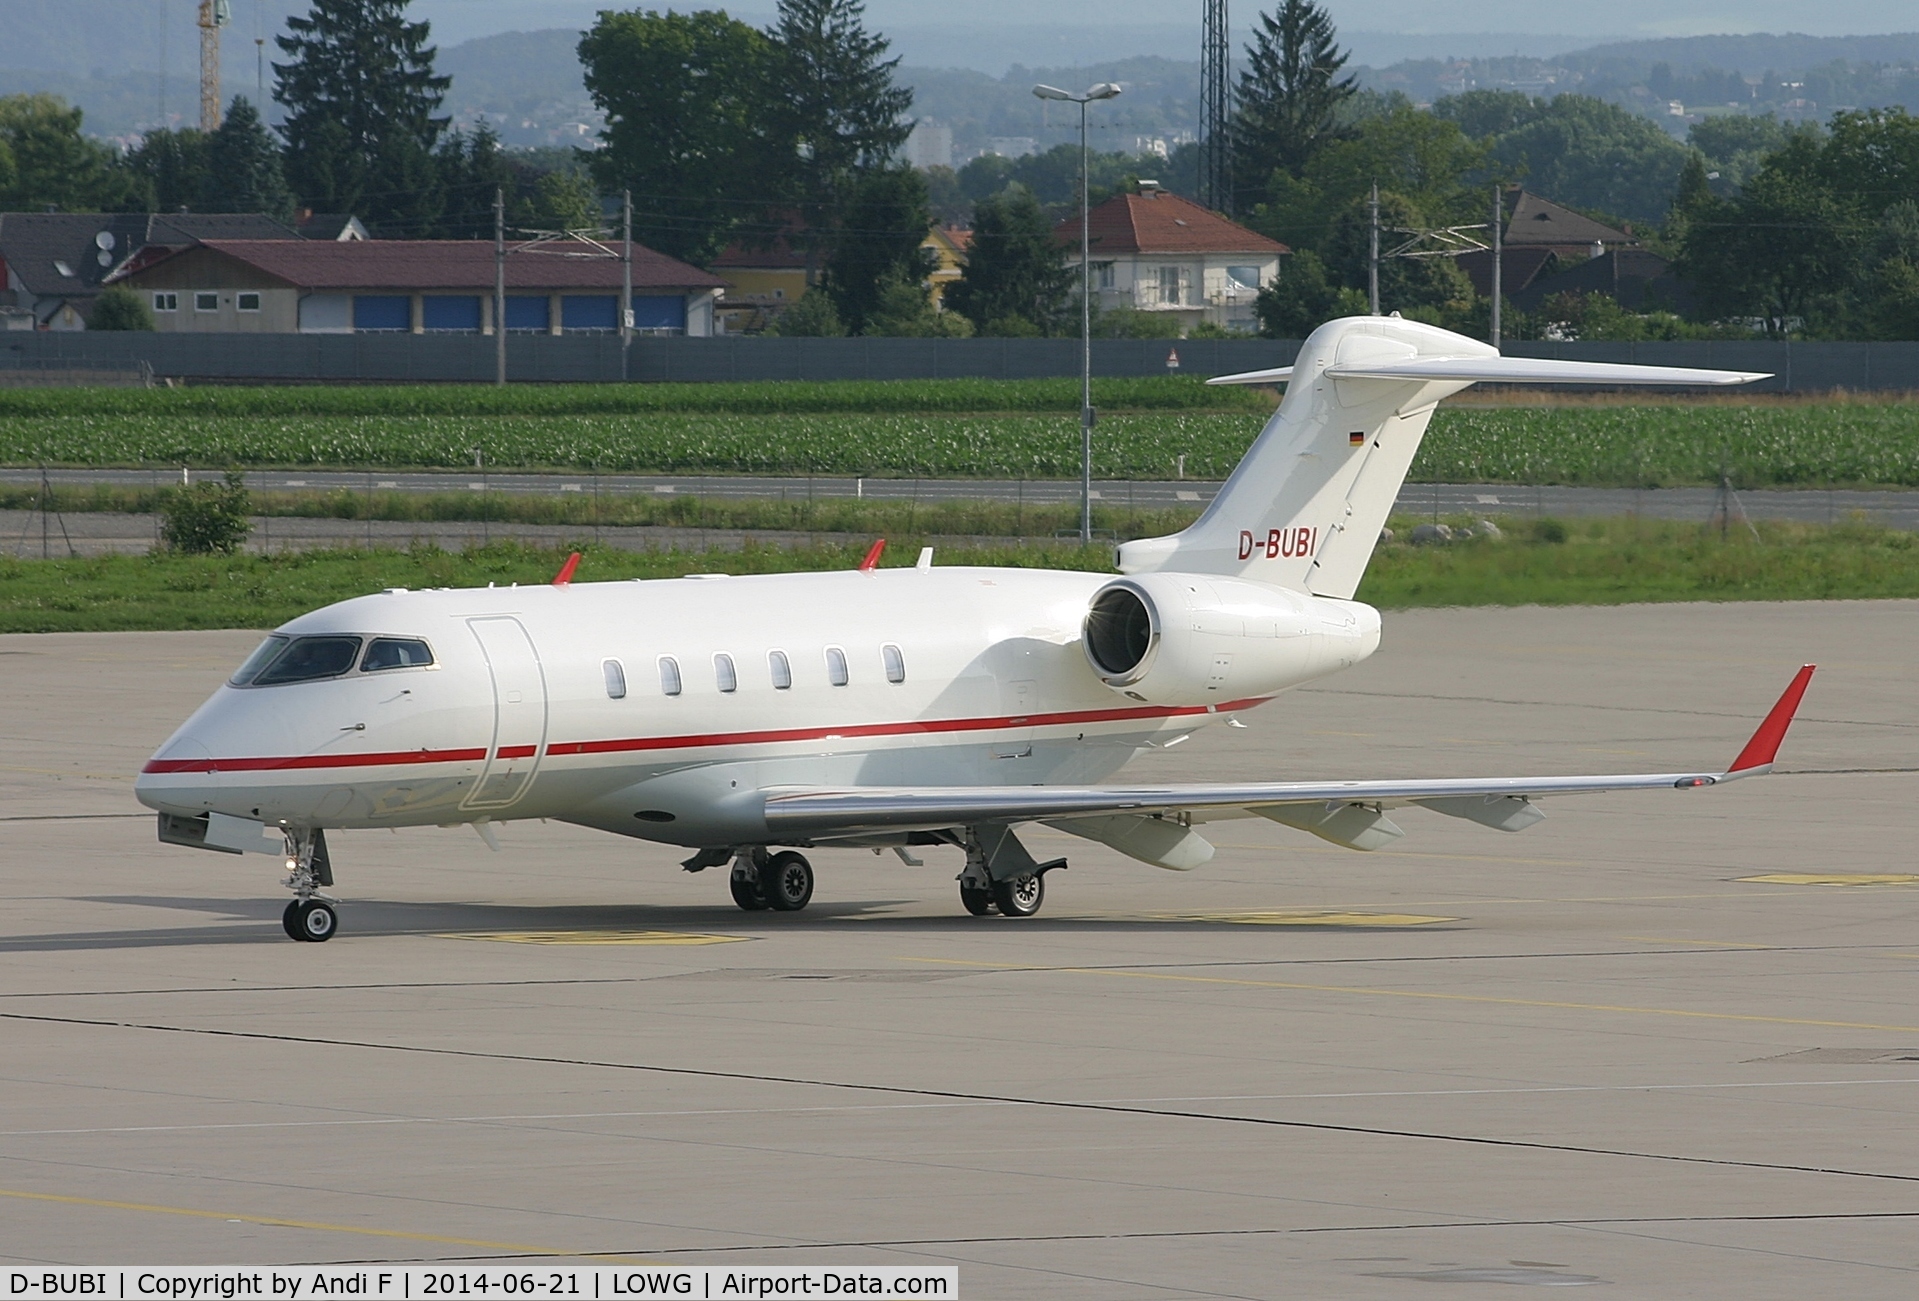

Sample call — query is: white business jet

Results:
[137,316,1812,941]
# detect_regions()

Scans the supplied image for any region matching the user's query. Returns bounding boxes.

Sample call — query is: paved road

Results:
[9,466,1919,530]
[3,605,1917,1294]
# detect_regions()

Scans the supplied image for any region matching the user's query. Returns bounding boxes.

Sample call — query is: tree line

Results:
[3,0,1913,341]
[1212,0,1919,341]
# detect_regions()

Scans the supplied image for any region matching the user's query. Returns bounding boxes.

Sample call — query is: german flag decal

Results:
[1349,431,1366,446]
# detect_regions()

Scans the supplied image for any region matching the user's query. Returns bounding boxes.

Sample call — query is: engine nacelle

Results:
[1081,573,1379,706]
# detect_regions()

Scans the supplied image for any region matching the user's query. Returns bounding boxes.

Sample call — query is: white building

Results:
[906,120,953,170]
[1058,182,1289,334]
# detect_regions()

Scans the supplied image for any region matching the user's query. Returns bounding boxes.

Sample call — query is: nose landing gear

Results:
[281,827,339,942]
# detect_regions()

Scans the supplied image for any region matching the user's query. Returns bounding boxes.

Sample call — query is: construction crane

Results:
[1198,0,1230,213]
[199,0,231,131]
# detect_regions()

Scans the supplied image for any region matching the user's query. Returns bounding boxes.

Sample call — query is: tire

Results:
[730,871,768,911]
[282,899,307,941]
[296,899,338,942]
[991,872,1044,918]
[762,851,814,912]
[959,883,996,916]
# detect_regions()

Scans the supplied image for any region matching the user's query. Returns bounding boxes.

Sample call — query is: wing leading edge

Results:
[762,666,1815,838]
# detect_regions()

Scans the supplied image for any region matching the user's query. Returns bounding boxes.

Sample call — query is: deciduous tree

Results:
[580,9,778,264]
[944,185,1075,335]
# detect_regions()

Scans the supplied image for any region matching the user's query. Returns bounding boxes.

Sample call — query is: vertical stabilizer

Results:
[1117,317,1487,599]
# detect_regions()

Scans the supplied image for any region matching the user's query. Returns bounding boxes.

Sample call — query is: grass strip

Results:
[4,403,1918,487]
[0,376,1269,418]
[0,484,1201,541]
[3,517,1916,634]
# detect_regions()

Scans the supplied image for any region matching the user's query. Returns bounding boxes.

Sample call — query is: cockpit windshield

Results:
[231,633,435,686]
[229,635,290,686]
[251,636,364,686]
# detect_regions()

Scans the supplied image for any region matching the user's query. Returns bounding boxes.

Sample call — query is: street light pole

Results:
[494,187,506,387]
[1034,81,1121,546]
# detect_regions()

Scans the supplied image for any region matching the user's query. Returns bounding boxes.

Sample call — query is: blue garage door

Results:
[504,296,550,331]
[561,295,619,331]
[353,295,410,331]
[632,295,686,330]
[422,296,481,331]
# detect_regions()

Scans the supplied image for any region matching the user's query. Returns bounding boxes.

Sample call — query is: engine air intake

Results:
[1084,584,1156,682]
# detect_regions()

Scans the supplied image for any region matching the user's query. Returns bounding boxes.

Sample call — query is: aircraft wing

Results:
[761,666,1814,838]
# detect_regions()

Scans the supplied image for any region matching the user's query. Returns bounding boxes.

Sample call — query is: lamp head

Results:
[1032,84,1073,101]
[1085,82,1123,100]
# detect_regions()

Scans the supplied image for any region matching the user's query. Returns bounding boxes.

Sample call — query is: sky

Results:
[18,0,1919,88]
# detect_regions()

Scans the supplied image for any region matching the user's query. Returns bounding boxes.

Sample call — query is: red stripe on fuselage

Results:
[141,746,489,775]
[139,698,1272,775]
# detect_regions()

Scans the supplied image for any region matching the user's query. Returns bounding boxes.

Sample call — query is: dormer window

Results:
[52,260,73,278]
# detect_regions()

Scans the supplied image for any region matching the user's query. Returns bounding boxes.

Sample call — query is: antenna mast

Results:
[199,0,231,131]
[1199,0,1231,212]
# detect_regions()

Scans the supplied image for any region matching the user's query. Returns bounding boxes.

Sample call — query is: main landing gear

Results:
[956,824,1064,918]
[727,848,815,913]
[281,827,339,942]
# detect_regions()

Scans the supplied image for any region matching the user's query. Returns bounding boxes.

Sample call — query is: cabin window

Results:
[603,658,626,699]
[658,656,682,696]
[714,653,738,693]
[361,638,433,671]
[881,643,905,684]
[825,646,849,687]
[251,636,362,686]
[769,649,792,690]
[229,635,290,685]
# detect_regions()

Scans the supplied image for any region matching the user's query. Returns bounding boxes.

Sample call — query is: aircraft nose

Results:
[136,734,216,813]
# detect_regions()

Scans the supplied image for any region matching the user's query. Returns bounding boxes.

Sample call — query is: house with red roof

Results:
[1058,183,1288,334]
[107,239,725,336]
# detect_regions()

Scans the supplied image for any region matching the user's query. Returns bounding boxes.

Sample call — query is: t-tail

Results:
[1116,316,1769,598]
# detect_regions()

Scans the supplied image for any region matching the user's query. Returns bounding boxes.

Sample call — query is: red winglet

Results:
[858,538,886,572]
[1726,664,1815,774]
[551,551,582,587]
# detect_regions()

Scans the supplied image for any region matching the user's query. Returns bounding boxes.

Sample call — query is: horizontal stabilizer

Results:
[1206,366,1294,386]
[1323,355,1770,386]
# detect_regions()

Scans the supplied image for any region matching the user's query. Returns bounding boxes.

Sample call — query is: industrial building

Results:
[109,239,725,336]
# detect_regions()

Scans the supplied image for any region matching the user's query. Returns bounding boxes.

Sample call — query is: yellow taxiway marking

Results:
[439,930,750,946]
[1739,873,1919,887]
[1160,910,1456,927]
[899,958,1919,1035]
[0,1185,643,1259]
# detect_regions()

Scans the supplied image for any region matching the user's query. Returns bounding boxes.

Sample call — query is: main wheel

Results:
[762,851,814,912]
[729,871,767,911]
[959,882,996,916]
[991,872,1044,918]
[282,899,306,941]
[295,899,338,942]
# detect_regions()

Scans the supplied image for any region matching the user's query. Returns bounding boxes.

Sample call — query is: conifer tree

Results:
[1234,0,1356,210]
[274,0,450,232]
[203,98,294,221]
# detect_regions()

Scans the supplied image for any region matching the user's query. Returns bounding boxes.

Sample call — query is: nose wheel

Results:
[279,827,339,941]
[283,898,338,942]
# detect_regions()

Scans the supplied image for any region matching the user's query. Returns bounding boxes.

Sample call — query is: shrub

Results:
[766,290,845,337]
[160,471,252,554]
[90,286,155,331]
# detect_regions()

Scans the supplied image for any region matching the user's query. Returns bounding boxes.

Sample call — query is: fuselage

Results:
[135,565,1380,849]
